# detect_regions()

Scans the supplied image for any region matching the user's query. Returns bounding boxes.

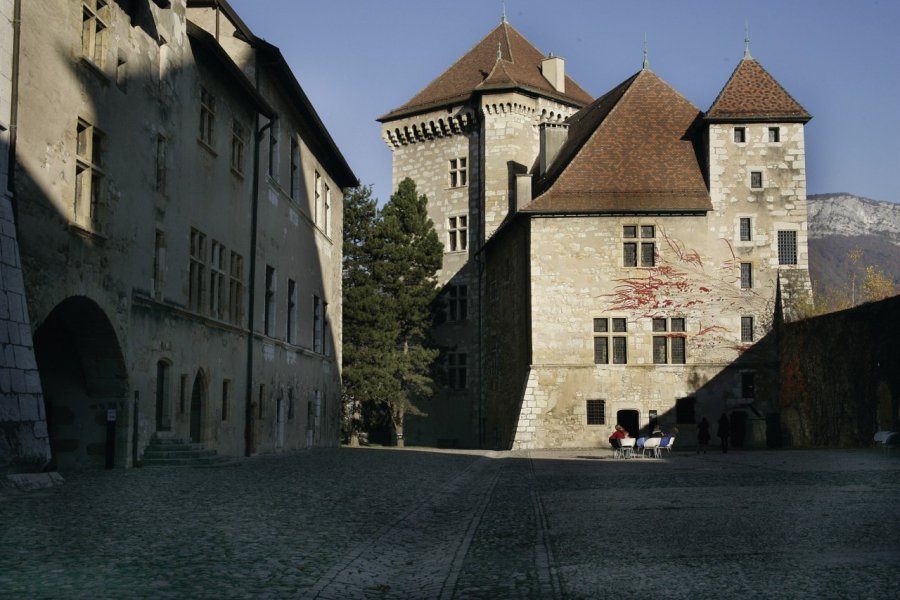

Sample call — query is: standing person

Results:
[697,417,710,453]
[609,424,627,450]
[717,412,730,453]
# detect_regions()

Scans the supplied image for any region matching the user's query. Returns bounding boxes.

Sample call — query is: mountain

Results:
[806,193,900,299]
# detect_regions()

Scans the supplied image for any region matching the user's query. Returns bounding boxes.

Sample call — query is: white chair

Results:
[659,436,675,456]
[615,437,636,459]
[642,437,661,458]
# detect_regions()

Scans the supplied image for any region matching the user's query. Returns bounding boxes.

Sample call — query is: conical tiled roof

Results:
[706,57,811,122]
[378,21,593,121]
[526,69,711,213]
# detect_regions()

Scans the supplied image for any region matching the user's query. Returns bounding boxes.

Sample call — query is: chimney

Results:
[515,174,532,212]
[541,54,565,93]
[539,123,568,176]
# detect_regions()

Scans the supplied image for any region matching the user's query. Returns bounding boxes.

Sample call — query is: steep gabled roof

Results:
[706,57,811,122]
[378,20,593,121]
[526,69,711,214]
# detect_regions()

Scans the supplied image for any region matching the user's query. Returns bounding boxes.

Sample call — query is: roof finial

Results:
[744,20,752,59]
[642,33,649,70]
[502,0,507,23]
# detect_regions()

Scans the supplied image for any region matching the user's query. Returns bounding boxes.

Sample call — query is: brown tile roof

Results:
[378,21,593,121]
[706,57,811,122]
[526,69,712,214]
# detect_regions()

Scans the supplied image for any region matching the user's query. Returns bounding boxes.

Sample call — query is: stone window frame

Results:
[189,228,207,313]
[231,118,247,176]
[267,117,280,180]
[612,317,628,364]
[447,214,469,253]
[447,352,468,390]
[81,0,109,69]
[593,317,629,365]
[74,118,105,229]
[446,284,468,322]
[768,127,781,144]
[264,265,276,337]
[652,317,686,365]
[312,294,324,353]
[209,240,227,320]
[741,315,754,343]
[733,126,746,144]
[228,251,244,325]
[777,229,798,265]
[622,224,656,268]
[286,278,297,344]
[449,157,468,188]
[749,168,764,190]
[290,136,301,200]
[739,216,752,242]
[586,399,606,425]
[740,262,753,289]
[199,86,216,148]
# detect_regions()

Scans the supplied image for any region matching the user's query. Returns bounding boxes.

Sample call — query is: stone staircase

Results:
[141,434,240,468]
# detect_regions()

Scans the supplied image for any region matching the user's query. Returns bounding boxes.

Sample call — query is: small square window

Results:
[670,318,685,333]
[623,226,637,239]
[652,318,667,332]
[640,225,655,239]
[750,171,763,189]
[768,127,780,143]
[612,318,627,333]
[734,127,746,143]
[586,399,606,425]
[593,318,608,333]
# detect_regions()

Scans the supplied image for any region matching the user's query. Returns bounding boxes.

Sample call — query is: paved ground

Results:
[1,447,898,599]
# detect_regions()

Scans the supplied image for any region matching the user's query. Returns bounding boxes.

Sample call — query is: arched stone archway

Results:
[33,296,128,470]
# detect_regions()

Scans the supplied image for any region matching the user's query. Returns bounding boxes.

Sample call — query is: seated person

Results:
[650,426,665,438]
[609,424,628,449]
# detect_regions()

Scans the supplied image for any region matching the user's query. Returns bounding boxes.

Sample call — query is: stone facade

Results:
[10,0,355,469]
[384,20,812,450]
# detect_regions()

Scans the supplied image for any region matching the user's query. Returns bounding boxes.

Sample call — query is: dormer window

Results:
[734,127,746,143]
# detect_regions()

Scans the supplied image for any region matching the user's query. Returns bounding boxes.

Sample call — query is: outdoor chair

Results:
[642,437,661,458]
[615,437,636,459]
[635,437,647,455]
[659,436,675,455]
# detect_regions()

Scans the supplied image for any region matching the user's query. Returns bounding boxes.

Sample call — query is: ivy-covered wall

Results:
[778,295,900,447]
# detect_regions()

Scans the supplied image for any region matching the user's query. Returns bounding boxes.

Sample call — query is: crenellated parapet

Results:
[382,109,477,148]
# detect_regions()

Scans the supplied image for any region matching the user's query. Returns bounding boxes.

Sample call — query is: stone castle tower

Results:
[381,20,812,449]
[378,18,592,447]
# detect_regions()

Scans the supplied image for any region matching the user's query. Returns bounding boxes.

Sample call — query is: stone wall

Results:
[778,295,900,447]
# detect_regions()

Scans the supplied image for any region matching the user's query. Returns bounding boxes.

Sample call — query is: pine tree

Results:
[341,179,443,447]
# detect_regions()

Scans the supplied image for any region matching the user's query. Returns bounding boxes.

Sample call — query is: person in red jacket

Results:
[609,424,628,449]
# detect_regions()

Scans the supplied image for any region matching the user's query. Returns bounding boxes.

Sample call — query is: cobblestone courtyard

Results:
[2,447,898,599]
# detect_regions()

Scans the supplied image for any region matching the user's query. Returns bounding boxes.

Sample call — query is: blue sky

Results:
[229,0,900,205]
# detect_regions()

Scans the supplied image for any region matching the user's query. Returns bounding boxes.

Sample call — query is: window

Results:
[288,388,295,420]
[449,157,467,187]
[313,295,323,353]
[221,380,230,421]
[447,285,468,321]
[768,127,780,143]
[741,372,755,398]
[733,127,746,143]
[290,137,300,200]
[741,316,754,343]
[624,225,655,267]
[777,230,798,265]
[653,318,686,364]
[264,266,276,336]
[155,134,166,193]
[586,399,606,425]
[82,1,108,67]
[209,241,226,319]
[268,118,279,179]
[750,171,763,189]
[448,215,468,252]
[593,318,609,364]
[448,353,467,389]
[152,229,165,300]
[314,171,322,224]
[612,318,628,364]
[287,279,296,344]
[676,397,696,425]
[199,87,215,146]
[228,251,244,325]
[739,217,751,241]
[324,183,331,236]
[189,228,206,312]
[74,119,104,227]
[231,119,246,174]
[740,263,752,289]
[155,361,171,431]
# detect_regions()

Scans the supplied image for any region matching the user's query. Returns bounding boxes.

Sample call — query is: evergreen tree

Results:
[371,178,443,446]
[341,180,442,447]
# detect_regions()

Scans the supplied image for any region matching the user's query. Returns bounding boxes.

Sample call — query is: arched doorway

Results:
[34,296,128,470]
[189,371,206,443]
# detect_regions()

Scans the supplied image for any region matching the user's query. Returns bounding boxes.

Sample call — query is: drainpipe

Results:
[7,0,22,214]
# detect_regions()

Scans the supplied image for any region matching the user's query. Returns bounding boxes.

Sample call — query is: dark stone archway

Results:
[33,297,128,470]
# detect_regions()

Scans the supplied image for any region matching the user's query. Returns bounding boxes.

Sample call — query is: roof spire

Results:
[744,20,752,59]
[642,33,650,70]
[502,0,507,23]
